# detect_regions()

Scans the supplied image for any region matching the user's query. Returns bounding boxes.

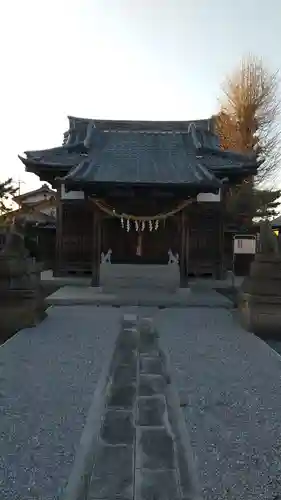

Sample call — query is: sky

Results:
[0,0,280,194]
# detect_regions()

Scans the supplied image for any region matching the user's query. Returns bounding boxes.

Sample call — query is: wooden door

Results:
[58,201,93,274]
[188,203,221,276]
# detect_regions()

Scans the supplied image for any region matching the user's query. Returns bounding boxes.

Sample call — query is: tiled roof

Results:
[14,184,56,202]
[200,151,255,172]
[63,116,213,145]
[20,117,257,184]
[20,145,88,168]
[272,214,281,227]
[63,130,221,190]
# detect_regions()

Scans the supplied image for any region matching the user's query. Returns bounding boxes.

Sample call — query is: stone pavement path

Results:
[80,314,199,500]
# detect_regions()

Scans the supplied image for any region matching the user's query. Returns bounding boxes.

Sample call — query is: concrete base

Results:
[42,267,244,291]
[89,286,103,293]
[176,287,192,295]
[45,285,232,308]
[100,264,180,291]
[41,270,91,287]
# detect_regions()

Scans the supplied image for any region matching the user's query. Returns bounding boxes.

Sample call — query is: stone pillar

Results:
[179,210,189,288]
[91,206,101,287]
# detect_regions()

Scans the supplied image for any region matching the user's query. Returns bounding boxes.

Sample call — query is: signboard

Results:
[233,235,256,255]
[197,190,221,203]
[61,183,84,200]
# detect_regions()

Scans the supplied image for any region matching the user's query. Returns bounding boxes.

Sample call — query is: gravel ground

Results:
[154,308,281,500]
[3,303,281,500]
[0,305,121,500]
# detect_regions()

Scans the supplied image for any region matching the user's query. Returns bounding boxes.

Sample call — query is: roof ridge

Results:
[68,115,211,123]
[67,116,212,129]
[102,129,186,134]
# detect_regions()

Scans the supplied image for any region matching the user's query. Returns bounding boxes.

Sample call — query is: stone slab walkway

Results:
[73,314,199,500]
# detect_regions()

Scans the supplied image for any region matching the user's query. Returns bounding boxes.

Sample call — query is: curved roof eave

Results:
[63,178,221,195]
[18,155,74,171]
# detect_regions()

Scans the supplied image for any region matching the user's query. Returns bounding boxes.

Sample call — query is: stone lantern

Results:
[239,219,281,337]
[0,215,46,336]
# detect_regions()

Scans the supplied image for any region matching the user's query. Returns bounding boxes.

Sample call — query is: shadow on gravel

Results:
[215,287,238,308]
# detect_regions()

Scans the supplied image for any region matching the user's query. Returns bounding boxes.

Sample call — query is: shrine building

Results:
[19,116,257,287]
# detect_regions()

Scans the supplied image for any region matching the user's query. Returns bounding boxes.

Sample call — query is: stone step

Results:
[101,263,180,291]
[45,286,232,309]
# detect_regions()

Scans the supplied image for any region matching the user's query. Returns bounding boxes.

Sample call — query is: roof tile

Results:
[63,131,221,189]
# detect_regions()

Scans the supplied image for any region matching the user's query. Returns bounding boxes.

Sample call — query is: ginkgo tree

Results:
[215,55,281,222]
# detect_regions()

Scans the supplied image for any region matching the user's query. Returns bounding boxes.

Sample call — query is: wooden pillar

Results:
[217,187,226,279]
[213,208,223,279]
[179,209,189,288]
[218,205,225,279]
[54,184,62,277]
[91,206,101,287]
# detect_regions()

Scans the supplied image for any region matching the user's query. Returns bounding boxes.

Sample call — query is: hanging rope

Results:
[90,198,194,221]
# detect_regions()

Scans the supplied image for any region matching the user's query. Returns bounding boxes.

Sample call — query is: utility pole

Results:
[17,179,26,196]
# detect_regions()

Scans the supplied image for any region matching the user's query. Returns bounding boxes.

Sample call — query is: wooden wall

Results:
[56,200,93,275]
[188,203,223,277]
[55,198,223,278]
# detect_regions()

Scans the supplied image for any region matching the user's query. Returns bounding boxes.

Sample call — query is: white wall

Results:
[61,183,84,200]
